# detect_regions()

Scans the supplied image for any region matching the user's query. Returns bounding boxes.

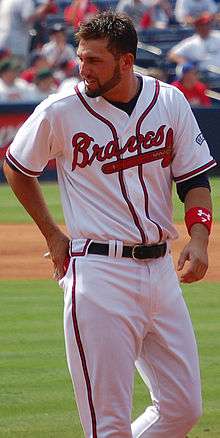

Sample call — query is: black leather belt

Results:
[88,242,167,260]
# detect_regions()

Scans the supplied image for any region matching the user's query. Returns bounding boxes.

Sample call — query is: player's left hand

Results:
[177,237,209,283]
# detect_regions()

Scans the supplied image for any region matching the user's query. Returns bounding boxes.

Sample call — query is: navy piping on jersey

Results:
[174,160,217,183]
[71,259,97,437]
[75,84,146,243]
[135,79,163,243]
[6,150,41,177]
[70,238,91,256]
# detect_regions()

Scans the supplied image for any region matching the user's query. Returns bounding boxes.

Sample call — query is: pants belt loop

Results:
[108,240,116,257]
[115,241,123,258]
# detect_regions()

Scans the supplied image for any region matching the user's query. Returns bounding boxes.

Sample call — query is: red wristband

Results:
[185,207,212,235]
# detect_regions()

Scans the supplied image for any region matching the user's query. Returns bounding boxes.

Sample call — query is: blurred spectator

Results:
[57,63,80,93]
[142,66,168,81]
[35,0,58,14]
[116,0,172,30]
[28,67,57,100]
[41,23,76,69]
[54,58,78,83]
[29,0,59,51]
[134,64,168,81]
[20,50,49,83]
[168,13,220,73]
[117,0,152,29]
[175,0,218,26]
[0,48,11,62]
[0,0,58,62]
[171,62,211,107]
[0,58,33,101]
[64,0,99,32]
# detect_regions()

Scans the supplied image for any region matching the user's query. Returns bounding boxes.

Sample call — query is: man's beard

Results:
[84,63,121,98]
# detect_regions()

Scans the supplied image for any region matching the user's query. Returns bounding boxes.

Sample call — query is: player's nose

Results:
[79,61,91,79]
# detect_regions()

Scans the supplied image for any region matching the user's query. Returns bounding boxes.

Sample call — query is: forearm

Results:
[177,187,212,282]
[4,161,70,279]
[184,187,212,241]
[167,52,186,65]
[184,187,212,210]
[3,162,60,241]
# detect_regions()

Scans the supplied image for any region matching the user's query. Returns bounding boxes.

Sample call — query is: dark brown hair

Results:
[76,11,137,60]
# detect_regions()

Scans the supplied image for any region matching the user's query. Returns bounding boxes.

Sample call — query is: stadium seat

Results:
[93,0,118,10]
[138,26,194,45]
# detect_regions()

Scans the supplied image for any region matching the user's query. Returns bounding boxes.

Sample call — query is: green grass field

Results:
[0,179,219,437]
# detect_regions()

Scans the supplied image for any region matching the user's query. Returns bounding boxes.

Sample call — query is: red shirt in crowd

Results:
[64,0,98,31]
[171,80,211,107]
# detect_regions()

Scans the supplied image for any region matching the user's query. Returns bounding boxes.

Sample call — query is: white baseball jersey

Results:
[7,75,216,244]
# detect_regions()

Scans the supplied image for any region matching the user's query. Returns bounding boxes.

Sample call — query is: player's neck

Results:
[102,73,139,103]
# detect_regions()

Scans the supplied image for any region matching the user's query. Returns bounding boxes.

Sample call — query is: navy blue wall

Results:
[193,108,220,173]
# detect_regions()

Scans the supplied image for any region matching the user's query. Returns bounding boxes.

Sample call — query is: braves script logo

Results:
[71,124,173,174]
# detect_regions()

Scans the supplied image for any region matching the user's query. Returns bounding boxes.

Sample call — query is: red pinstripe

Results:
[135,79,163,243]
[71,259,97,437]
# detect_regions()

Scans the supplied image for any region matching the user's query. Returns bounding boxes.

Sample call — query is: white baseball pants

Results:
[60,243,202,437]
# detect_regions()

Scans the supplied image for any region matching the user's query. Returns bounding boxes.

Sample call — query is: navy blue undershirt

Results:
[106,75,143,116]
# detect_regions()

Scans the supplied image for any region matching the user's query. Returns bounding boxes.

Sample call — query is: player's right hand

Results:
[46,229,70,281]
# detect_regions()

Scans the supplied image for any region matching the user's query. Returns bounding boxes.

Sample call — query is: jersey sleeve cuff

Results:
[6,149,42,177]
[173,159,217,183]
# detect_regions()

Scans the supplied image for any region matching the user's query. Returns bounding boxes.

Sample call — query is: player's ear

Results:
[120,53,134,72]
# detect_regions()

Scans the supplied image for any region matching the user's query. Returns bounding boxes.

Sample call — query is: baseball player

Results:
[3,11,216,438]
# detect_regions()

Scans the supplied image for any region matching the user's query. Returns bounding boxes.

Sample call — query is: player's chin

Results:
[85,86,101,98]
[84,81,100,98]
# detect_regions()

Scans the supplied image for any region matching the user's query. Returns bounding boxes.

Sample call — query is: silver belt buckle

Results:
[132,244,146,260]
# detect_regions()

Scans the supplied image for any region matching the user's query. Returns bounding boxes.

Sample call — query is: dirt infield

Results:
[0,223,219,281]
